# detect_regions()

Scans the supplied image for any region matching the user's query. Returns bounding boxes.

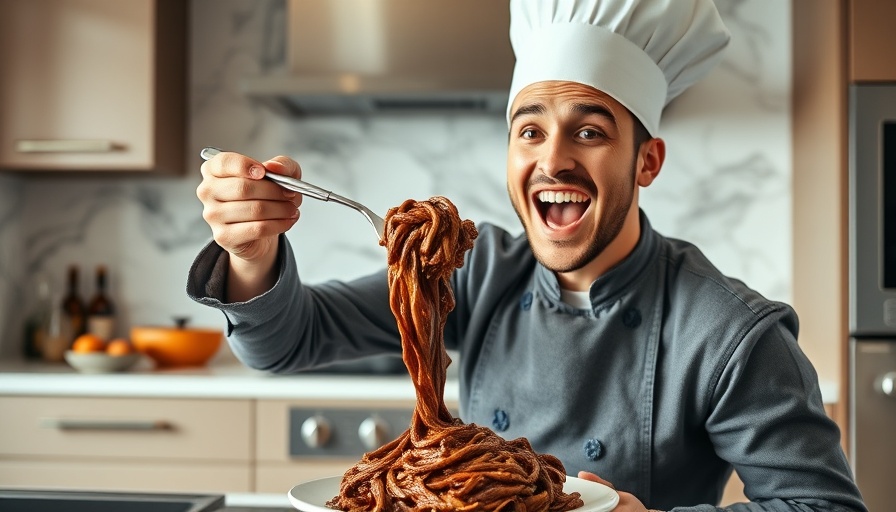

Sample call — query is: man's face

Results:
[507,81,656,289]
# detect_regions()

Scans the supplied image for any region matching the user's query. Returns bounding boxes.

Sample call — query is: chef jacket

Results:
[187,210,866,511]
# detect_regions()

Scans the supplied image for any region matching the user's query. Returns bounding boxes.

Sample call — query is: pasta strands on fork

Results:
[327,196,584,512]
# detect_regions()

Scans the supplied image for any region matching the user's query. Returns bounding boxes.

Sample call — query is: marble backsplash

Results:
[0,0,791,359]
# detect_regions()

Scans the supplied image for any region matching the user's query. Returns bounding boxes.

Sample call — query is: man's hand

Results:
[577,471,656,512]
[196,151,302,302]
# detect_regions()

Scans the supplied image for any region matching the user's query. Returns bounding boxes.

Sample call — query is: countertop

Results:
[0,358,453,401]
[0,357,838,404]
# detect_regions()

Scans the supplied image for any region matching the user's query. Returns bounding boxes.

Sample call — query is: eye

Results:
[577,128,604,140]
[520,128,540,139]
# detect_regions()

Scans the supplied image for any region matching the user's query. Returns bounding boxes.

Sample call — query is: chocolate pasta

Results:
[327,197,583,512]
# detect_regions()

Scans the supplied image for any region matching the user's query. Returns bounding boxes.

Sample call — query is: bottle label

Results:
[64,314,84,344]
[88,316,115,342]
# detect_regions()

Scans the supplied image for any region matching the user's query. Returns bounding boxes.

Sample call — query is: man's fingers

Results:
[577,471,615,490]
[200,175,298,204]
[200,151,265,179]
[263,156,302,179]
[205,197,300,226]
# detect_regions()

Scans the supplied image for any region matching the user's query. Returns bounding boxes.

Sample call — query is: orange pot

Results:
[130,324,223,368]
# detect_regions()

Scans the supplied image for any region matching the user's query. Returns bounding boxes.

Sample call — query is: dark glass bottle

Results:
[60,265,87,350]
[22,274,52,359]
[87,265,116,342]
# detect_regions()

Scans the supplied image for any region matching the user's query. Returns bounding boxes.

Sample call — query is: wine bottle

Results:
[22,274,52,359]
[60,265,87,351]
[42,293,69,362]
[87,265,115,342]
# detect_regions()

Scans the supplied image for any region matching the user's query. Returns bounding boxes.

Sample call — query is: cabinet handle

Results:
[15,139,122,153]
[41,418,172,431]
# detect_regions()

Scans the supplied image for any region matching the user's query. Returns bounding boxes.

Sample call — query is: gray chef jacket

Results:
[187,211,865,512]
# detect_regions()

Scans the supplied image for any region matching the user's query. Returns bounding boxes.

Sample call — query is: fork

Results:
[200,147,385,241]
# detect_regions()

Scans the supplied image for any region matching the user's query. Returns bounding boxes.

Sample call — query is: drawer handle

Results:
[41,419,173,431]
[15,139,122,153]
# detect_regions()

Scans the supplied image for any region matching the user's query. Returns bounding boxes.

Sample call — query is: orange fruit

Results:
[106,338,134,356]
[72,334,106,353]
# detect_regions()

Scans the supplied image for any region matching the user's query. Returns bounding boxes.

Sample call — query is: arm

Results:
[699,316,865,512]
[187,234,401,373]
[190,150,402,371]
[578,313,865,512]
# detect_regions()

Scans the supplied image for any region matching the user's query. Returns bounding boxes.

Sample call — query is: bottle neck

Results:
[66,268,80,296]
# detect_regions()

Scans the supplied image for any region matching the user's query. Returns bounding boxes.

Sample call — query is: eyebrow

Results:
[571,103,617,125]
[509,101,617,126]
[510,103,546,124]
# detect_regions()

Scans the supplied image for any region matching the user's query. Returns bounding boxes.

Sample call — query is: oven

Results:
[251,358,461,494]
[848,82,896,511]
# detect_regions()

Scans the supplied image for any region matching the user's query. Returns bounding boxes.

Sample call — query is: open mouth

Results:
[535,190,591,230]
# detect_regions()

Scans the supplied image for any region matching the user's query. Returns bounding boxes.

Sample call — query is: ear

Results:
[636,137,665,187]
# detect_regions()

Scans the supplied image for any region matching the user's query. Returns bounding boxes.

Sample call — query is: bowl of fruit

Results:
[64,334,142,374]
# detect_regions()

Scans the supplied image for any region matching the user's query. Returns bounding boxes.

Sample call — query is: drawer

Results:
[0,459,251,493]
[0,396,252,462]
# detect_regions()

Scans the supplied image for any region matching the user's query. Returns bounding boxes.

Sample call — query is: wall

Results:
[0,0,798,370]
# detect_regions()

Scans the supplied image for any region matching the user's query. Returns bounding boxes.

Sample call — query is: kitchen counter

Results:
[224,492,291,510]
[0,358,456,401]
[0,358,837,404]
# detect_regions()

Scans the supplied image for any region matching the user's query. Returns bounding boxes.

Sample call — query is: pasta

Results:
[327,197,584,512]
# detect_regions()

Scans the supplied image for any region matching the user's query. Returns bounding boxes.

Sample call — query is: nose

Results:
[536,135,576,177]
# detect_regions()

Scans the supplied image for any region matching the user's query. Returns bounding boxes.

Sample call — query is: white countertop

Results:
[0,357,838,404]
[226,492,292,508]
[0,358,451,402]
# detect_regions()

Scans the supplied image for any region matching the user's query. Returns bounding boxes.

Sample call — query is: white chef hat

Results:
[507,0,731,136]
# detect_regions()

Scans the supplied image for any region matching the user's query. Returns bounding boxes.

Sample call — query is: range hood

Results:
[241,0,514,115]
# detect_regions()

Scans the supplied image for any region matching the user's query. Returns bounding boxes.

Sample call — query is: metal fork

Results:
[200,147,385,241]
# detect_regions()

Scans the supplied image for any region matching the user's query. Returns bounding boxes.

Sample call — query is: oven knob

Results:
[358,415,391,450]
[300,415,332,448]
[877,372,896,397]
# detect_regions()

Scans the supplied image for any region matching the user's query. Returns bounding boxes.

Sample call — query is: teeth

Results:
[537,191,588,203]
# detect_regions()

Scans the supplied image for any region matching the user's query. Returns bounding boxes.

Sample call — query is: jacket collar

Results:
[534,209,659,309]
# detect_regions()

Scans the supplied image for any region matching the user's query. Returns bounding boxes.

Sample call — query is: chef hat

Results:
[507,0,731,136]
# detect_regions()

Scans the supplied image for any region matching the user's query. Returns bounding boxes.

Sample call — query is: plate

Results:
[288,475,619,512]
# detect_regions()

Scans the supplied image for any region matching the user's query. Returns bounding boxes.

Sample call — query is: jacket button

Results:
[492,409,510,432]
[622,308,642,328]
[583,438,604,461]
[520,292,533,311]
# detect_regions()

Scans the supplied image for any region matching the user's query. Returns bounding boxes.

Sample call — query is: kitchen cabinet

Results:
[0,396,253,493]
[0,0,186,173]
[848,0,896,82]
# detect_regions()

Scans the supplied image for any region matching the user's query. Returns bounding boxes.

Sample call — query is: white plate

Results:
[288,475,619,512]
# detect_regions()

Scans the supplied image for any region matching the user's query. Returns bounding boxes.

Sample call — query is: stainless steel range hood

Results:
[241,0,514,115]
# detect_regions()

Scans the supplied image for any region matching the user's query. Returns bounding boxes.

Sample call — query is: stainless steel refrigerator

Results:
[848,83,896,511]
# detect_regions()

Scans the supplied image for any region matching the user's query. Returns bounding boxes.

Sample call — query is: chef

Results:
[188,0,867,510]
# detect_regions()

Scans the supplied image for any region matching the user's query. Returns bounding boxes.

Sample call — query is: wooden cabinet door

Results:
[0,396,252,460]
[0,396,253,492]
[0,459,252,493]
[849,0,896,82]
[0,0,185,172]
